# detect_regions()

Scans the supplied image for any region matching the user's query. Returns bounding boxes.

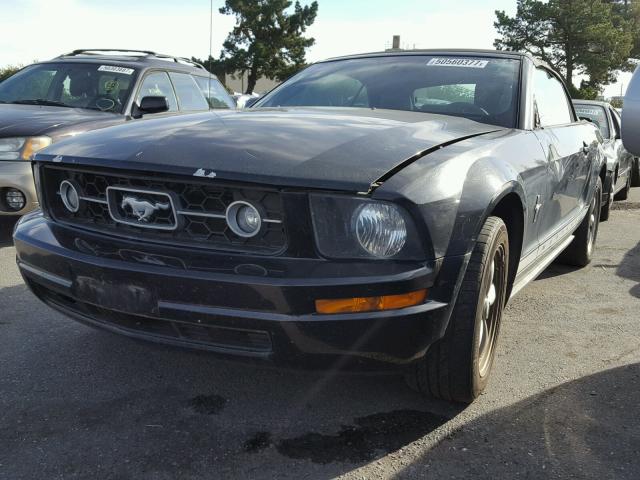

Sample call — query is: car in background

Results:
[233,92,261,108]
[14,50,604,404]
[574,100,633,220]
[0,49,234,216]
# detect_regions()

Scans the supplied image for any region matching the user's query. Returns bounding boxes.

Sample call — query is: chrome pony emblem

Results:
[106,186,178,231]
[121,196,170,222]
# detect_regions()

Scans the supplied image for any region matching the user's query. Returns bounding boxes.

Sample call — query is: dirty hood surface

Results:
[36,107,501,191]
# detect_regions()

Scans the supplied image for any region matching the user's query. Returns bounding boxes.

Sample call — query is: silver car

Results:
[574,100,633,220]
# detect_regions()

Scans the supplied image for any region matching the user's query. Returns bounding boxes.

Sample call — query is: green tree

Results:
[610,96,624,108]
[495,0,635,98]
[0,65,22,82]
[218,0,318,94]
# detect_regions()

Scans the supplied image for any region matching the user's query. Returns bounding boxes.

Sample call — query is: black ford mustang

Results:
[14,50,604,403]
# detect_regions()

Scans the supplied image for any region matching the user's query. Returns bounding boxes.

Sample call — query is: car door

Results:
[532,67,592,246]
[609,106,632,190]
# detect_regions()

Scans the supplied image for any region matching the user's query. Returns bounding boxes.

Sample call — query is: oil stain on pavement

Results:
[243,409,449,464]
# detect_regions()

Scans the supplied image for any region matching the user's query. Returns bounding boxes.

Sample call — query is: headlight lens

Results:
[353,203,407,258]
[0,136,52,161]
[310,194,424,260]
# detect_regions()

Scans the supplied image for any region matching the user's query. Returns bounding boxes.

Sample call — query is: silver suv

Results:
[0,49,234,216]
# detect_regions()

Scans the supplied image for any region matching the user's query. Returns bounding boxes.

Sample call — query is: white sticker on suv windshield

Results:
[98,65,134,75]
[575,107,601,116]
[427,58,489,68]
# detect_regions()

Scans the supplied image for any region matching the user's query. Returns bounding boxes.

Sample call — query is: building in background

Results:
[223,72,280,95]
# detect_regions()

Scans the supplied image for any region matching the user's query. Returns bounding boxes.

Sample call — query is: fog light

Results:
[315,289,427,314]
[5,188,26,211]
[226,200,262,237]
[59,180,80,213]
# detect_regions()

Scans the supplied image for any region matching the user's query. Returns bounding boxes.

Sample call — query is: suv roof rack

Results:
[59,49,207,70]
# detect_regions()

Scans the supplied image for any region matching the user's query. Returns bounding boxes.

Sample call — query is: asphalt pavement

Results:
[1,188,639,480]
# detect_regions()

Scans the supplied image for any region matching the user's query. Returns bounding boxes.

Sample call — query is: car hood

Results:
[36,108,502,192]
[0,104,119,138]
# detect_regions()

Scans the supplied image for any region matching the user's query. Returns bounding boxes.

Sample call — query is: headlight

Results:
[310,194,424,260]
[0,136,52,161]
[353,203,407,257]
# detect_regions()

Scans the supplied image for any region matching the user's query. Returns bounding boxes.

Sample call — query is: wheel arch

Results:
[476,182,527,303]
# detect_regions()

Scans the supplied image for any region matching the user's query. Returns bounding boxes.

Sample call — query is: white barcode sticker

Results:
[427,58,489,68]
[98,65,135,75]
[575,108,601,116]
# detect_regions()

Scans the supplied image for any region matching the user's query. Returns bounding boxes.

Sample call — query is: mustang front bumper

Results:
[14,213,467,369]
[0,161,38,215]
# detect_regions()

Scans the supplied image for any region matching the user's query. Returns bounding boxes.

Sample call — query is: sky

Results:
[0,0,632,97]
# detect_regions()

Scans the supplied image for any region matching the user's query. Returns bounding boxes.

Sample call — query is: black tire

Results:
[631,158,640,188]
[600,181,612,222]
[557,176,602,267]
[615,173,631,201]
[405,216,509,403]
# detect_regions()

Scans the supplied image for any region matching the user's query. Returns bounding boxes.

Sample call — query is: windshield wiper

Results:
[11,99,69,107]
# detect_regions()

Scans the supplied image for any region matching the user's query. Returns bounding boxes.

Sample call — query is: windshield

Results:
[574,104,610,138]
[258,55,521,128]
[0,62,138,113]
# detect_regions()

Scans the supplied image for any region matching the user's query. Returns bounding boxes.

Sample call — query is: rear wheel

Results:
[405,216,509,403]
[557,176,602,267]
[631,158,640,188]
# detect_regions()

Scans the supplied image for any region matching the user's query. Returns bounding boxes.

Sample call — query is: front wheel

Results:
[615,173,631,201]
[600,180,613,222]
[631,158,640,188]
[405,216,509,403]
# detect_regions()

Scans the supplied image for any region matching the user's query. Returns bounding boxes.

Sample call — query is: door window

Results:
[533,69,573,127]
[136,72,178,112]
[193,76,235,109]
[168,72,209,111]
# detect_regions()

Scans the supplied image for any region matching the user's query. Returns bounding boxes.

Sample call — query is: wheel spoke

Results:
[478,252,503,378]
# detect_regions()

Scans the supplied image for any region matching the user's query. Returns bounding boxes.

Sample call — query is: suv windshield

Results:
[258,55,521,128]
[0,62,138,113]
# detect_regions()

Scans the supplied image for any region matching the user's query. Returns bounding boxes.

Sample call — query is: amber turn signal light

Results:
[315,289,427,314]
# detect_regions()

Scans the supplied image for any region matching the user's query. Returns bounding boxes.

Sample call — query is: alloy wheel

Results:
[478,245,506,378]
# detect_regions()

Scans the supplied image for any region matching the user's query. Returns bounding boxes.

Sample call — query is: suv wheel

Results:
[405,216,509,403]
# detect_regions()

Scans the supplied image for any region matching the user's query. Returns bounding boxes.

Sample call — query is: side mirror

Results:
[244,96,261,108]
[622,66,640,155]
[132,96,169,118]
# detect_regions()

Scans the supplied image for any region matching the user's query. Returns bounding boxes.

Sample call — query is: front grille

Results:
[42,165,287,254]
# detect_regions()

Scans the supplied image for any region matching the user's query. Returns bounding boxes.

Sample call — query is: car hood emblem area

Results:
[121,196,170,222]
[106,186,178,230]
